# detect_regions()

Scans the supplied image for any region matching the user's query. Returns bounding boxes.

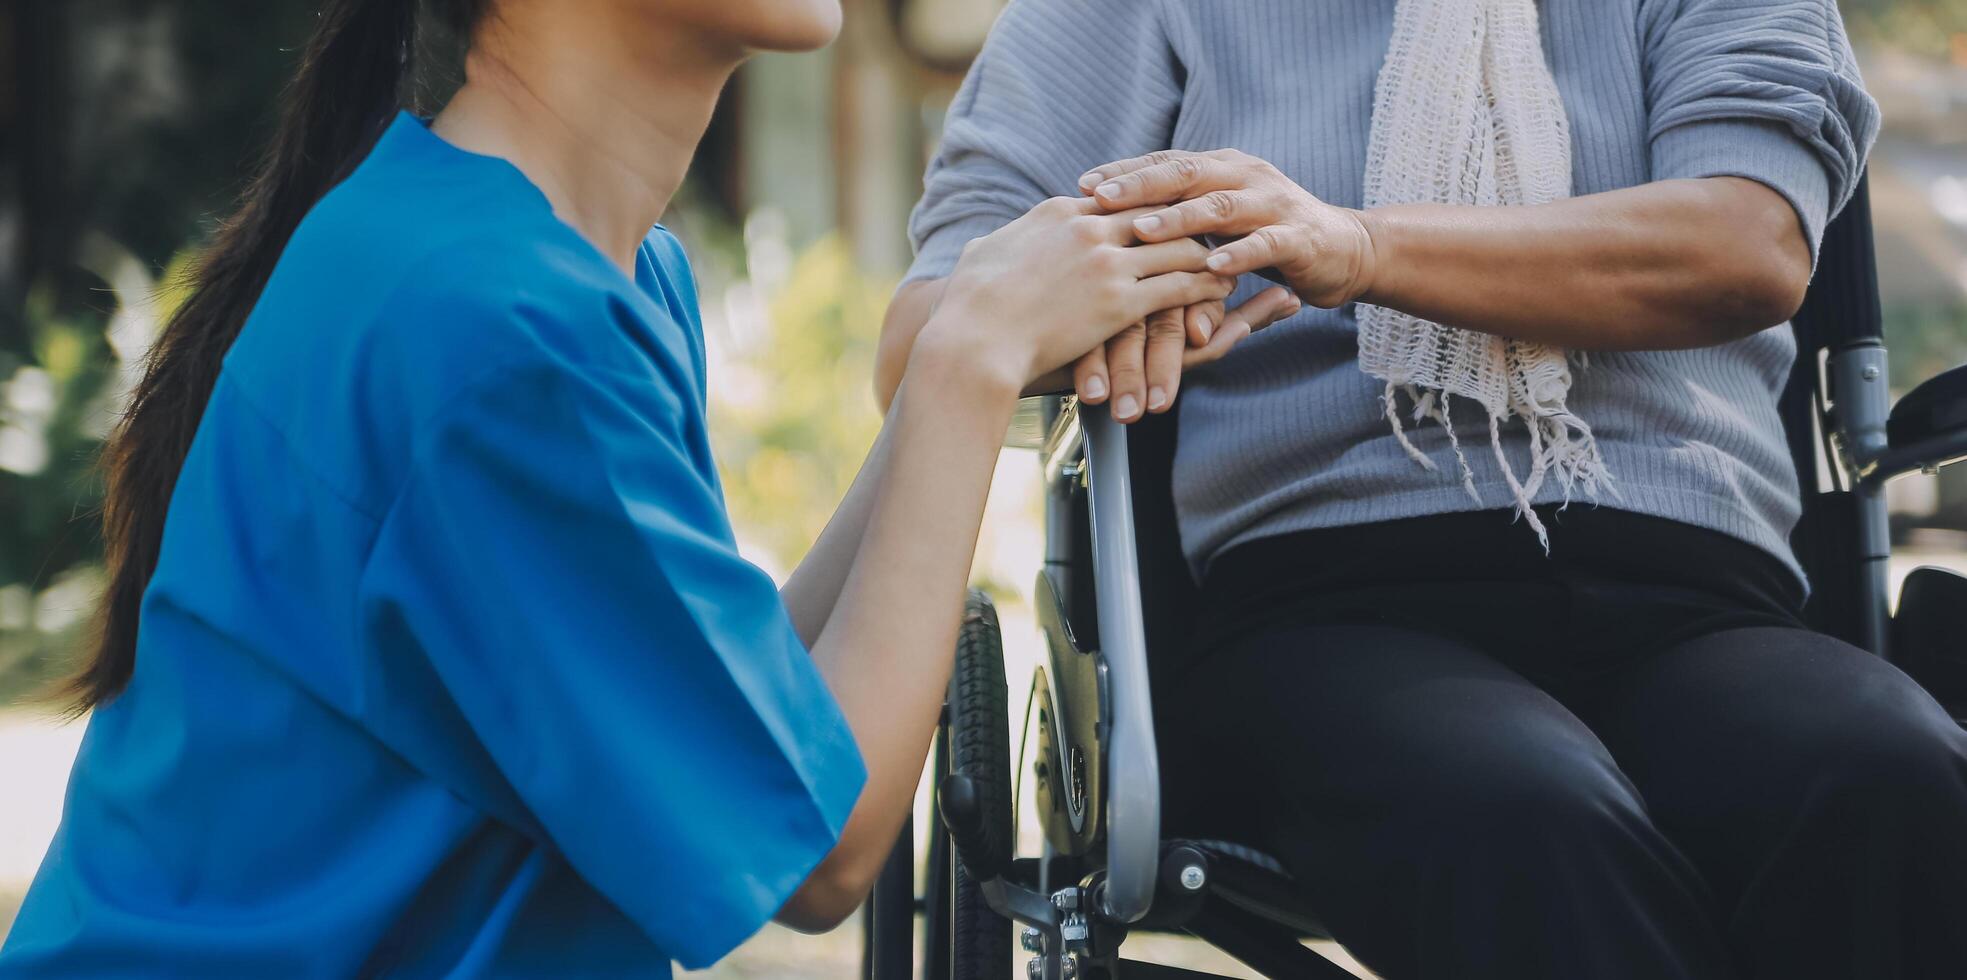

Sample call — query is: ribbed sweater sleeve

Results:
[905,0,1185,284]
[1639,0,1880,256]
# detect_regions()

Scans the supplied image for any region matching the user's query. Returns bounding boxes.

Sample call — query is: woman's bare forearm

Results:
[876,277,1074,412]
[778,416,893,646]
[1091,148,1815,352]
[874,279,943,412]
[780,197,1240,930]
[1357,177,1812,350]
[778,337,1018,930]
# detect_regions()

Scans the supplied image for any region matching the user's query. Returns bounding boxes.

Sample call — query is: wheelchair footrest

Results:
[1142,839,1330,941]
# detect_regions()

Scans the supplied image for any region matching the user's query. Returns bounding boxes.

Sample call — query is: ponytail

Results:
[70,0,483,711]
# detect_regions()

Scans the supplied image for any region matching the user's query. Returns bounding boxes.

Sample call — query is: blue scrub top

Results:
[0,114,866,977]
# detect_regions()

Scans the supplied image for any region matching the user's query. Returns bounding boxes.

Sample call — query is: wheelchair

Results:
[862,174,1967,980]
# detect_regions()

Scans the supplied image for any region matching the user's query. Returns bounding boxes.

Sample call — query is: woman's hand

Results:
[923,195,1238,397]
[1070,287,1300,421]
[1079,149,1380,310]
[1081,152,1813,352]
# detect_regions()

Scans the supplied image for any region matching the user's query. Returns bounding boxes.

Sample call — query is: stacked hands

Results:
[932,148,1379,421]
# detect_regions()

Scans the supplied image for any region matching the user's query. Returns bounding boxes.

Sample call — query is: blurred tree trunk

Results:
[9,0,75,351]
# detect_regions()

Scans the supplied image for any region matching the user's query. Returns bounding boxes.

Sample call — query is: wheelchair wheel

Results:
[928,590,1014,980]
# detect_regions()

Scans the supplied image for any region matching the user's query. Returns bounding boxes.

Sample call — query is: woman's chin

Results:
[741,1,843,52]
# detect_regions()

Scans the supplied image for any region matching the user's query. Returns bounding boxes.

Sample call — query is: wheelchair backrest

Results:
[1784,173,1883,647]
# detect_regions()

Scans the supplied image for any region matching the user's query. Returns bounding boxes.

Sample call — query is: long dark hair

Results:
[68,0,485,712]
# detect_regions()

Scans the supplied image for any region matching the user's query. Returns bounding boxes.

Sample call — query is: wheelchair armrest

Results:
[1881,363,1967,476]
[1082,408,1162,923]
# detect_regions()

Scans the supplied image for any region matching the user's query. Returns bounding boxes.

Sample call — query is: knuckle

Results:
[1171,156,1202,184]
[1095,276,1131,311]
[1071,217,1109,246]
[1110,350,1144,380]
[1203,191,1237,220]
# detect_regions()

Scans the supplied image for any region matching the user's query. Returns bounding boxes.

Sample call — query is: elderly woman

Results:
[878,1,1967,978]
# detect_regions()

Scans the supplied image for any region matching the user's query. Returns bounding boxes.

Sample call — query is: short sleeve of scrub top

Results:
[358,239,866,968]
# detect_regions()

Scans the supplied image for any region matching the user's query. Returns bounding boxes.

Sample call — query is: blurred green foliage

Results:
[1891,300,1967,386]
[1846,0,1967,58]
[0,301,117,703]
[709,236,892,572]
[0,251,192,704]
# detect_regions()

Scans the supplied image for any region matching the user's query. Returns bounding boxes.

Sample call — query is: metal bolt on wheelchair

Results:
[863,174,1967,980]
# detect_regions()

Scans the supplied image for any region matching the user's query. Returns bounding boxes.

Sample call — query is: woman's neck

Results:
[433,12,743,274]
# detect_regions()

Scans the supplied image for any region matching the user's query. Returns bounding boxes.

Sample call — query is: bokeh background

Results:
[2,1,1965,975]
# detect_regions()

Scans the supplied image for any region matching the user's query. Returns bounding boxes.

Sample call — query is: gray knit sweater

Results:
[905,0,1880,582]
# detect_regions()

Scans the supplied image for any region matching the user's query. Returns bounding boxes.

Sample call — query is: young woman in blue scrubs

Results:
[0,1,1243,975]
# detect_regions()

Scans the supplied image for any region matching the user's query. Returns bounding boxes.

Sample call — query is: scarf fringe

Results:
[1382,382,1616,551]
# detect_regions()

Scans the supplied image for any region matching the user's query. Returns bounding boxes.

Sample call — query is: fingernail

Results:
[1207,252,1231,271]
[1148,386,1167,410]
[1078,171,1102,191]
[1133,215,1162,235]
[1196,314,1214,342]
[1115,393,1139,419]
[1096,181,1123,200]
[1084,375,1107,399]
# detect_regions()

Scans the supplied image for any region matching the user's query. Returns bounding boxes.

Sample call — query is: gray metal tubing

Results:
[1082,410,1162,923]
[1855,481,1892,657]
[1826,343,1894,656]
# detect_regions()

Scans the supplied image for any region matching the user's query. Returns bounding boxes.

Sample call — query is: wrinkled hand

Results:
[1079,149,1379,311]
[1069,287,1299,421]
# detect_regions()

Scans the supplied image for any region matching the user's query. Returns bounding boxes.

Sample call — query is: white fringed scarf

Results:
[1356,0,1610,545]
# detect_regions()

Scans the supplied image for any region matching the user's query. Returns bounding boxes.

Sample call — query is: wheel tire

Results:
[938,590,1014,980]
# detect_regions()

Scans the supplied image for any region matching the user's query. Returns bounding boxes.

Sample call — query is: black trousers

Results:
[1157,508,1967,980]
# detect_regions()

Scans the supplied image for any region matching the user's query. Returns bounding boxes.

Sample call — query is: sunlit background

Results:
[3,1,1966,976]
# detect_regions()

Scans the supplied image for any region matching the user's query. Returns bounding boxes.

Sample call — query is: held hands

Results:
[1062,148,1378,420]
[1068,284,1299,422]
[924,195,1238,398]
[923,155,1339,422]
[1082,149,1379,308]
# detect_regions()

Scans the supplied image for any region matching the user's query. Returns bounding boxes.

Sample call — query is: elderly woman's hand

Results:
[1070,287,1299,422]
[1065,171,1308,423]
[1079,149,1380,310]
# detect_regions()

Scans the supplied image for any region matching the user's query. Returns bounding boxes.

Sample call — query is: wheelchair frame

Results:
[865,174,1967,980]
